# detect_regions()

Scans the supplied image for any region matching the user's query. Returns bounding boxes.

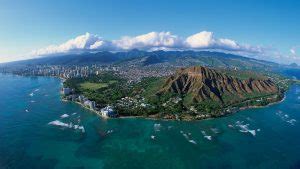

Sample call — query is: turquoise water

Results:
[0,73,300,169]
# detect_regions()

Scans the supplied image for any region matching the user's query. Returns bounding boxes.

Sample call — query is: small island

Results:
[61,66,290,121]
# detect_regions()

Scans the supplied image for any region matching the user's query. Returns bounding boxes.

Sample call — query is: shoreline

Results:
[62,98,109,119]
[238,94,286,111]
[118,94,286,121]
[2,72,290,121]
[62,92,287,122]
[56,74,287,121]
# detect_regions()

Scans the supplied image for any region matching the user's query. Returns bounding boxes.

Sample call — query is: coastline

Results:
[238,94,286,111]
[62,98,108,119]
[2,70,291,121]
[63,91,287,121]
[2,72,286,121]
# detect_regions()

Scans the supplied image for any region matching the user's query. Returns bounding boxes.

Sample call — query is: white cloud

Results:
[113,31,182,50]
[31,31,266,57]
[27,31,293,64]
[290,46,299,56]
[290,48,296,55]
[185,31,215,48]
[185,31,263,55]
[31,33,112,56]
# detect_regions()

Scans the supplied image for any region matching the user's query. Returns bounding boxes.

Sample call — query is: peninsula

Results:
[62,66,288,121]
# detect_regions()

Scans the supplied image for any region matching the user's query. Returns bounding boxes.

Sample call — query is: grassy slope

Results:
[136,70,284,117]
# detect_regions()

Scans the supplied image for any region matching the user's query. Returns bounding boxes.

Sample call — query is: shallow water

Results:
[0,73,300,169]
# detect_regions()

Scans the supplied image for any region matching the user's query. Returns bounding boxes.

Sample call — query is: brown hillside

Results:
[159,66,279,104]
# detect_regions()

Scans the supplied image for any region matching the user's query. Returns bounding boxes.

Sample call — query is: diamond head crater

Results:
[2,50,297,121]
[2,1,300,168]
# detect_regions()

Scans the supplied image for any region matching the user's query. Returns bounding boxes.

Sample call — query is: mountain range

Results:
[2,50,286,71]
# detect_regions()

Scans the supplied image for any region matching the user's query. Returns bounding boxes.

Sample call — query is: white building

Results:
[83,100,96,110]
[100,106,116,117]
[78,95,85,103]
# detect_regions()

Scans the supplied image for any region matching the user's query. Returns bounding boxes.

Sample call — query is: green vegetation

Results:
[64,68,289,120]
[64,72,129,107]
[194,101,222,116]
[221,69,266,80]
[80,82,109,90]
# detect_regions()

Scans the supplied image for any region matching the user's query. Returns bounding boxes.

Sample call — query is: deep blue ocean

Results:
[0,71,300,169]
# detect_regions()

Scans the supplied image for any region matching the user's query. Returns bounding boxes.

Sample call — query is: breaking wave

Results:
[235,121,256,136]
[60,114,69,119]
[276,110,297,125]
[201,131,212,140]
[48,120,85,133]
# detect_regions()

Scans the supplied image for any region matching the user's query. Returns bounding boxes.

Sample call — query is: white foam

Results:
[287,119,297,125]
[78,126,85,133]
[201,131,212,140]
[73,125,79,129]
[154,123,161,132]
[151,135,155,139]
[228,124,234,128]
[183,133,189,139]
[25,109,29,112]
[248,130,256,136]
[276,111,297,125]
[189,140,197,144]
[60,114,69,119]
[72,113,77,115]
[239,130,248,133]
[48,120,85,133]
[204,136,212,140]
[34,89,39,92]
[30,100,35,103]
[48,120,70,128]
[236,122,257,136]
[107,130,113,134]
[211,128,219,134]
[29,93,34,97]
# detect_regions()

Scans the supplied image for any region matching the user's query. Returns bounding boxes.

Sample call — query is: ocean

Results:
[0,72,300,169]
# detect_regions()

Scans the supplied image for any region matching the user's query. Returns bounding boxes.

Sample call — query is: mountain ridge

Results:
[2,50,281,70]
[158,66,280,106]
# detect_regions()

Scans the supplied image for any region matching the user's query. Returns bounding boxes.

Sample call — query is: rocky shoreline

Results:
[62,90,286,121]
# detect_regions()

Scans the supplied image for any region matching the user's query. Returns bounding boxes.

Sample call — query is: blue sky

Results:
[0,0,299,63]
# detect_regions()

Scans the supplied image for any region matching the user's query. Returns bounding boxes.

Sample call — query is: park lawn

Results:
[79,82,108,90]
[79,80,117,91]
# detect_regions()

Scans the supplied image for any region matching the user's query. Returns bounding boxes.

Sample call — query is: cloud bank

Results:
[290,46,300,57]
[31,31,265,58]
